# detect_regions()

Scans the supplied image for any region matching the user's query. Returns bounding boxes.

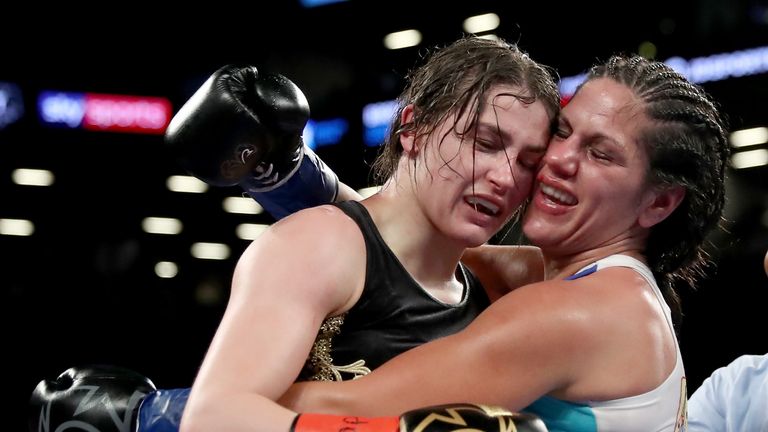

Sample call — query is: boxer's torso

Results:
[524,254,688,432]
[299,200,490,381]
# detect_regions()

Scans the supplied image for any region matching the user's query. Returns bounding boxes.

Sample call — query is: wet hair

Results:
[371,36,560,185]
[584,55,729,318]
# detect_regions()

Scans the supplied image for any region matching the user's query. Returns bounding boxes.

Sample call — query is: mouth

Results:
[465,196,501,216]
[539,183,577,205]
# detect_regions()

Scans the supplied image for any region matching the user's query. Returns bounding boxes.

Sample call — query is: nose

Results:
[487,157,517,193]
[543,138,578,177]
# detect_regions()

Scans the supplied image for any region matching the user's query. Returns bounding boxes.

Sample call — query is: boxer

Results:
[29,365,547,432]
[30,54,551,432]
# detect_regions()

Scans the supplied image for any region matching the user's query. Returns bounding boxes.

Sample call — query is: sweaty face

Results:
[522,78,657,256]
[411,84,551,247]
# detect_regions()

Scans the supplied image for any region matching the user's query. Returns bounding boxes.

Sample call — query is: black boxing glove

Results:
[291,403,548,432]
[29,365,189,432]
[29,365,154,432]
[165,65,339,219]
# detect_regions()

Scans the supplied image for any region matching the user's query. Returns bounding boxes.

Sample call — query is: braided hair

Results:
[585,55,730,318]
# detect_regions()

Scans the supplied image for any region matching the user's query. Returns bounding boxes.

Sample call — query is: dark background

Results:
[4,1,768,430]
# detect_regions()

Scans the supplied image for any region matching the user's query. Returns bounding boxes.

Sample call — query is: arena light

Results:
[463,13,500,34]
[559,73,589,99]
[154,261,178,278]
[166,175,208,193]
[191,242,231,260]
[559,45,768,97]
[0,81,24,129]
[383,29,422,50]
[304,118,349,149]
[142,217,183,235]
[38,91,85,128]
[730,148,768,169]
[0,218,34,236]
[362,99,398,146]
[236,223,270,240]
[730,127,768,148]
[12,168,54,186]
[478,34,499,41]
[223,196,263,214]
[665,46,768,85]
[299,0,347,7]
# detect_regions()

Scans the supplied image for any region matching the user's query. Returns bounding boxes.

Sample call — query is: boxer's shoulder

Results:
[270,204,363,239]
[245,204,366,271]
[233,205,366,311]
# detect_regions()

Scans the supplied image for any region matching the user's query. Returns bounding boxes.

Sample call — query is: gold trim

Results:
[301,314,371,381]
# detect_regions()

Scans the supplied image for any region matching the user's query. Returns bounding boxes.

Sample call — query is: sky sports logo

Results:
[37,91,172,134]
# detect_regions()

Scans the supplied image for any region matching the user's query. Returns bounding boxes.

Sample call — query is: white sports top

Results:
[524,254,688,432]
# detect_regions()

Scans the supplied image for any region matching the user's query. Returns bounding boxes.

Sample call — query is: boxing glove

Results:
[164,65,339,220]
[292,403,548,432]
[29,365,189,432]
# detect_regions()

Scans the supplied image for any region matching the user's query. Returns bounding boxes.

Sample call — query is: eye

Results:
[517,152,543,170]
[553,126,570,140]
[588,146,611,162]
[474,137,503,153]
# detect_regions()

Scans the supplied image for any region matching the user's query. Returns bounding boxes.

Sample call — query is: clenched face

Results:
[522,78,659,257]
[406,84,552,248]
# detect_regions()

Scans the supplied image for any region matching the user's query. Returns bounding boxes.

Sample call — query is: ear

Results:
[638,185,686,228]
[399,104,417,155]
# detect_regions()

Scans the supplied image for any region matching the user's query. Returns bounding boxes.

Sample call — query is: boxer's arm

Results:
[280,281,580,416]
[461,245,544,302]
[181,206,365,432]
[292,404,547,432]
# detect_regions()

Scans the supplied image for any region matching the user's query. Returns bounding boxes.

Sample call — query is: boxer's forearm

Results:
[180,392,297,432]
[461,245,544,302]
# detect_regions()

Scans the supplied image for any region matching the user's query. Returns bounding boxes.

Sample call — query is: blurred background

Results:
[5,1,768,429]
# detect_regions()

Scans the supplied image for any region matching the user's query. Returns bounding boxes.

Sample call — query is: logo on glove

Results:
[33,384,148,432]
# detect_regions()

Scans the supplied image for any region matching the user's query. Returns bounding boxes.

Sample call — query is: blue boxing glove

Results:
[164,65,339,220]
[240,143,338,220]
[138,388,189,432]
[29,365,189,432]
